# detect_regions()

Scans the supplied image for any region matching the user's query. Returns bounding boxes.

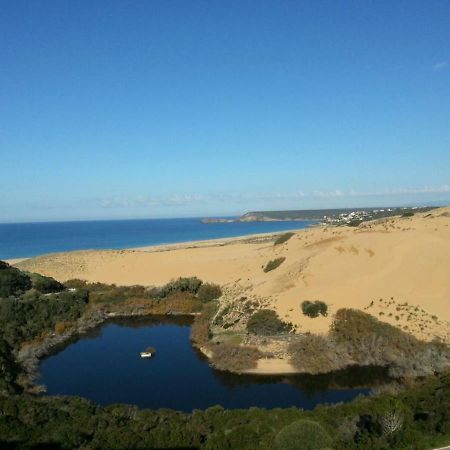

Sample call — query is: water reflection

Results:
[38,316,392,411]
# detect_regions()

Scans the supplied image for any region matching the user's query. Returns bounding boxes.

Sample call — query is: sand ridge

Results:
[15,207,450,344]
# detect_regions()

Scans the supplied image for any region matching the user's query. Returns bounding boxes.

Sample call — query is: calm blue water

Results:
[0,218,315,259]
[38,317,388,412]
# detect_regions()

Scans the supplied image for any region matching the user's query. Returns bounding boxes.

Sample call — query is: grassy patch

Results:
[274,232,295,245]
[263,257,286,272]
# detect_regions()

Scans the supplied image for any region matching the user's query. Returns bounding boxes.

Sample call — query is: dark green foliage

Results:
[197,283,222,302]
[274,419,332,450]
[0,336,22,395]
[301,300,328,318]
[402,211,414,217]
[1,266,450,449]
[263,257,286,272]
[246,309,293,335]
[190,301,218,347]
[65,279,152,303]
[0,261,32,297]
[1,372,450,449]
[0,289,88,347]
[331,309,450,376]
[30,272,65,294]
[274,232,295,245]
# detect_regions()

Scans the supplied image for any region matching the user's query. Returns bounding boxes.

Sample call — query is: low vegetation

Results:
[274,232,295,245]
[246,309,293,335]
[0,261,32,297]
[156,276,203,298]
[289,308,450,377]
[263,257,286,272]
[274,419,332,450]
[29,272,65,294]
[1,371,450,449]
[197,282,222,302]
[211,343,261,372]
[190,301,219,347]
[289,334,337,374]
[301,300,328,318]
[2,261,450,449]
[0,288,88,348]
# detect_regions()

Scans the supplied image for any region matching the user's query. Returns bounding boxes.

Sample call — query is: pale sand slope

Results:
[15,207,450,349]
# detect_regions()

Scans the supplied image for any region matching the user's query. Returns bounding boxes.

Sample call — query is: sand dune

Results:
[15,207,450,343]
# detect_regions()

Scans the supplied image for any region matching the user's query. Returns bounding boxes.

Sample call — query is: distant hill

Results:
[239,208,368,221]
[202,206,437,224]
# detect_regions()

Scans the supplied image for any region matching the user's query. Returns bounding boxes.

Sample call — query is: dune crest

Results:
[16,207,450,343]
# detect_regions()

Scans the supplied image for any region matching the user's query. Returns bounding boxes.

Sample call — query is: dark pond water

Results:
[38,317,390,412]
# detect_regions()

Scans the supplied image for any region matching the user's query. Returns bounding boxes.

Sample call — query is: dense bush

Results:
[274,232,295,245]
[65,279,152,303]
[301,300,328,318]
[263,257,286,272]
[289,334,336,374]
[274,419,332,450]
[0,336,22,395]
[402,211,414,217]
[0,261,32,297]
[191,301,218,347]
[211,343,261,372]
[2,371,450,449]
[197,283,222,302]
[246,309,293,335]
[157,276,203,298]
[332,309,450,376]
[30,272,65,294]
[0,289,89,347]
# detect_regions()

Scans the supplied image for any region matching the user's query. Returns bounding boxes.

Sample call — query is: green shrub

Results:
[158,277,203,298]
[0,262,32,297]
[246,309,293,335]
[402,211,414,217]
[197,283,222,302]
[274,419,332,450]
[301,300,328,318]
[190,301,218,347]
[274,232,295,245]
[263,257,286,272]
[30,273,65,294]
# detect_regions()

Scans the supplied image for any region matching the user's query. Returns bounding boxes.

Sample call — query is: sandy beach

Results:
[14,207,450,347]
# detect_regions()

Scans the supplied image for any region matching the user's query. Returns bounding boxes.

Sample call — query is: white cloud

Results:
[98,185,449,210]
[433,61,448,71]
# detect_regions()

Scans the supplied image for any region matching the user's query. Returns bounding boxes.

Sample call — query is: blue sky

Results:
[1,0,449,222]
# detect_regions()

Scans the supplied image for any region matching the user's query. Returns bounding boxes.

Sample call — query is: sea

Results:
[0,217,316,260]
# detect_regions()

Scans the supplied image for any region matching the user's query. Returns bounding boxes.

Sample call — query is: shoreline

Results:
[6,225,318,264]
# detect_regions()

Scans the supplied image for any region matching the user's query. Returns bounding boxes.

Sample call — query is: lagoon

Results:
[38,316,389,412]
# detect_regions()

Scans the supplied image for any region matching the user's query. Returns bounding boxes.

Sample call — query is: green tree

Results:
[0,262,32,297]
[274,419,332,450]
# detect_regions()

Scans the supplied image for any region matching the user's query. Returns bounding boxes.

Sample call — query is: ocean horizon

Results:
[0,217,315,260]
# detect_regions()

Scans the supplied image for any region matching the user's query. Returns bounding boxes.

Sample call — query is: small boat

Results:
[140,346,156,358]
